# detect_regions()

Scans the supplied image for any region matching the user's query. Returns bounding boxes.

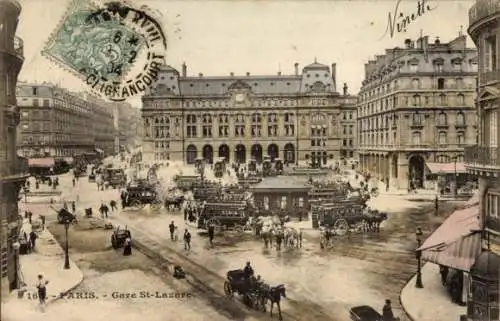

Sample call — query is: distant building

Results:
[357,35,478,190]
[0,0,27,297]
[15,83,128,157]
[141,61,356,165]
[113,103,141,153]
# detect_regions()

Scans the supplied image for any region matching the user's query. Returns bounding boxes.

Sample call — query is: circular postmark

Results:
[42,0,167,101]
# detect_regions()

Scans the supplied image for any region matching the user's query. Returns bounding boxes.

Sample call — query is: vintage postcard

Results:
[1,0,499,321]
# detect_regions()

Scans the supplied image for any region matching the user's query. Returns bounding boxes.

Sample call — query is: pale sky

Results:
[16,0,475,106]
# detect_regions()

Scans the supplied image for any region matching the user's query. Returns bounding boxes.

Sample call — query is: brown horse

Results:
[260,284,286,320]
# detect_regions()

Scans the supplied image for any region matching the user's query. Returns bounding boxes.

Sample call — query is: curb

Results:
[398,272,418,321]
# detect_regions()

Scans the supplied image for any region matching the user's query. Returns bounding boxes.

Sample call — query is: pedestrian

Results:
[382,299,394,321]
[72,178,76,187]
[183,229,191,251]
[40,215,45,230]
[276,232,283,251]
[120,190,127,209]
[169,221,175,240]
[123,235,132,256]
[110,200,117,211]
[103,204,109,218]
[71,201,76,213]
[63,202,68,210]
[36,274,49,308]
[208,224,215,246]
[435,195,439,216]
[99,204,105,219]
[35,181,39,190]
[184,207,188,221]
[27,211,32,224]
[298,229,303,248]
[29,231,37,250]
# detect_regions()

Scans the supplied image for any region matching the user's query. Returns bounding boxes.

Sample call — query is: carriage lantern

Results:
[415,227,423,288]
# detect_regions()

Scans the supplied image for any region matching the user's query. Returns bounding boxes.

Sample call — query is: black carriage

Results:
[214,157,226,178]
[223,269,261,308]
[314,201,365,235]
[248,158,257,173]
[174,175,200,191]
[197,202,248,232]
[349,305,383,321]
[124,184,163,210]
[111,226,130,249]
[55,208,78,224]
[103,168,126,189]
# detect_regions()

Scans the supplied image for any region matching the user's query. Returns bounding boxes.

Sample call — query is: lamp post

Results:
[12,241,20,289]
[415,227,424,288]
[63,218,71,269]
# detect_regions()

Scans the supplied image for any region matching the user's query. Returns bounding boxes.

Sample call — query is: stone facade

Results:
[0,0,27,297]
[15,83,128,157]
[141,61,357,165]
[357,35,478,190]
[468,0,500,236]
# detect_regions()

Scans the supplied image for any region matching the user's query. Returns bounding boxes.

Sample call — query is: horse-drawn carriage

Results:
[214,157,226,178]
[53,207,78,224]
[123,184,163,210]
[248,158,257,173]
[174,175,200,191]
[197,202,249,232]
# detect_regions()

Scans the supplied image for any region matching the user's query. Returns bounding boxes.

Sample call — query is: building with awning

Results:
[418,205,482,272]
[425,162,474,194]
[27,158,55,168]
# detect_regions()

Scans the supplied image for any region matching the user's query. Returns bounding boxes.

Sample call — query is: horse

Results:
[164,195,185,211]
[259,284,287,320]
[363,210,388,232]
[283,227,300,248]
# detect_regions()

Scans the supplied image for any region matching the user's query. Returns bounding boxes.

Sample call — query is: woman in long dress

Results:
[123,236,132,256]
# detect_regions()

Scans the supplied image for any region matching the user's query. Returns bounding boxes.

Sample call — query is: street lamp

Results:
[12,241,20,289]
[63,217,71,269]
[415,227,424,288]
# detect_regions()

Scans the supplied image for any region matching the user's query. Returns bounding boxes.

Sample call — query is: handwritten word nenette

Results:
[383,0,436,38]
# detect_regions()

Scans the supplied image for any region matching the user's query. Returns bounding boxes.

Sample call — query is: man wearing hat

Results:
[382,299,394,321]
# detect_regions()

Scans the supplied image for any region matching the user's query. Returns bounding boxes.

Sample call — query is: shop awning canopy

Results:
[28,158,55,168]
[426,162,467,174]
[418,205,482,271]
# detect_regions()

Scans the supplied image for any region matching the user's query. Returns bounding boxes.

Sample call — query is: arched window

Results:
[438,113,447,125]
[412,131,421,144]
[456,112,465,125]
[438,131,447,145]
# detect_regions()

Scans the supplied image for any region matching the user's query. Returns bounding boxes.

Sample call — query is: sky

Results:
[16,0,475,106]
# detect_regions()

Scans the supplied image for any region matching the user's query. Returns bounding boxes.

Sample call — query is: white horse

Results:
[283,227,300,248]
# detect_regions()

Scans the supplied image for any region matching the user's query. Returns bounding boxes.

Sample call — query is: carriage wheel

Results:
[233,225,244,233]
[223,281,233,297]
[333,219,349,236]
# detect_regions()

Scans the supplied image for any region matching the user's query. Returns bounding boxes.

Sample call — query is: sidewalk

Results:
[4,220,83,306]
[400,263,466,321]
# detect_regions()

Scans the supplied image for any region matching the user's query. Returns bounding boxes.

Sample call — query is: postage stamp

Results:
[42,0,167,101]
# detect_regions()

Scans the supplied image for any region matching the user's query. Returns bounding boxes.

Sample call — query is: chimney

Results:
[230,72,234,76]
[182,62,187,77]
[343,83,348,96]
[246,72,250,76]
[331,63,336,79]
[435,37,440,45]
[294,63,299,75]
[404,38,412,49]
[198,73,203,77]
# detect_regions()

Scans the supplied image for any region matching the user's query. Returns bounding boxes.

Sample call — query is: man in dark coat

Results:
[184,207,188,221]
[382,299,394,321]
[439,265,449,285]
[29,231,37,250]
[243,261,254,279]
[208,224,215,246]
[120,191,127,209]
[183,229,191,251]
[71,201,76,213]
[110,200,117,211]
[169,221,175,240]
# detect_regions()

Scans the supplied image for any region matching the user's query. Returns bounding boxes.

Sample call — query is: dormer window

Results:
[451,58,462,72]
[433,58,444,72]
[408,58,419,72]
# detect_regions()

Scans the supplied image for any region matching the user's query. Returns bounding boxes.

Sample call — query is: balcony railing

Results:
[464,145,499,167]
[479,70,500,85]
[469,0,500,26]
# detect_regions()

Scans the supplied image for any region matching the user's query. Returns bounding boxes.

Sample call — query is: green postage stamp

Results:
[42,0,167,101]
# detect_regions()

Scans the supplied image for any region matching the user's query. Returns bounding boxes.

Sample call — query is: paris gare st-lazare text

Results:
[111,291,193,299]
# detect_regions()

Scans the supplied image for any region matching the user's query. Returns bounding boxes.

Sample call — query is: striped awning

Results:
[426,162,467,174]
[418,205,482,271]
[28,158,55,168]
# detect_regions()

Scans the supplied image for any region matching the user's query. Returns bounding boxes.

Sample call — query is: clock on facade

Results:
[235,93,245,102]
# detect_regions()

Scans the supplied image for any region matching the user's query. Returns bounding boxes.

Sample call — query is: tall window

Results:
[456,77,464,89]
[412,113,423,125]
[440,94,447,106]
[234,113,245,137]
[457,94,465,105]
[452,59,462,72]
[267,113,278,136]
[457,131,465,145]
[487,109,498,147]
[218,113,229,137]
[412,78,421,89]
[284,112,295,136]
[202,113,212,138]
[413,94,421,106]
[457,112,465,125]
[485,35,497,72]
[251,113,262,137]
[438,78,445,90]
[438,131,447,145]
[438,113,447,125]
[412,131,421,144]
[488,194,499,219]
[186,114,197,138]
